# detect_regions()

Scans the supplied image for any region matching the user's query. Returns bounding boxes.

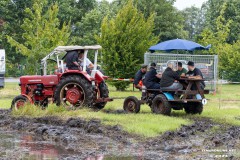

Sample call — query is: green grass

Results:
[1,82,240,137]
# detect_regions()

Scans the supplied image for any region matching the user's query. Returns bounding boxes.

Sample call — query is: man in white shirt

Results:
[78,50,94,71]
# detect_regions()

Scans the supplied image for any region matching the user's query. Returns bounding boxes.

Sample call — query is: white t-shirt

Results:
[79,58,92,67]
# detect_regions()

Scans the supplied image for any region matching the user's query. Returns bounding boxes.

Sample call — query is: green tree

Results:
[7,0,70,74]
[71,0,114,45]
[96,0,157,90]
[113,0,187,41]
[182,6,206,40]
[198,2,240,81]
[0,0,34,76]
[204,0,240,43]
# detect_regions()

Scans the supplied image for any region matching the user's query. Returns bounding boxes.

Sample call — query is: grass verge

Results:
[1,82,240,137]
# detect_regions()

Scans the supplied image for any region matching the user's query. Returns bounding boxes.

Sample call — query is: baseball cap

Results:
[187,61,194,66]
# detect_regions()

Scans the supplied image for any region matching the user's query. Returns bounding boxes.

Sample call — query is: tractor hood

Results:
[20,75,58,86]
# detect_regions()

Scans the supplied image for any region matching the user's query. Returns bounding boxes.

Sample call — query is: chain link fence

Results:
[144,52,218,91]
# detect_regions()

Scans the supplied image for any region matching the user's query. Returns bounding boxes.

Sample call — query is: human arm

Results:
[86,58,94,69]
[156,73,162,79]
[72,53,80,67]
[190,69,203,79]
[173,71,180,80]
[133,71,143,89]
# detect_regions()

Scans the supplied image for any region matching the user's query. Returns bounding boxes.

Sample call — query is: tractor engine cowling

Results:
[19,75,59,106]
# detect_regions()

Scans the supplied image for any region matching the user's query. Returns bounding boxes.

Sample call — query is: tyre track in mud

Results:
[0,109,239,159]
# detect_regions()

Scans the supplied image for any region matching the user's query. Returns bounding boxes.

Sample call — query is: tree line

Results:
[0,0,239,90]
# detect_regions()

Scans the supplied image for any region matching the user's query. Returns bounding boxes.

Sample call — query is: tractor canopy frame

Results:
[40,45,102,78]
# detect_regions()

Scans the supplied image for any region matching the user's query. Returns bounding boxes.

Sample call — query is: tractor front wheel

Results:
[151,94,171,115]
[11,95,28,111]
[54,76,93,109]
[123,96,141,113]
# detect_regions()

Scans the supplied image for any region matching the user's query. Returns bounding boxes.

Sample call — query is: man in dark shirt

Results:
[176,62,187,76]
[65,50,81,70]
[186,61,205,89]
[143,62,161,89]
[160,63,183,90]
[133,64,148,90]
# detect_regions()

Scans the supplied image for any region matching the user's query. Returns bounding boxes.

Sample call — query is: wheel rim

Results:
[15,99,26,110]
[156,100,164,113]
[126,100,136,112]
[60,83,85,109]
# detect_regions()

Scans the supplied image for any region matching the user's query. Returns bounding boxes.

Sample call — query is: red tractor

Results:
[11,45,112,110]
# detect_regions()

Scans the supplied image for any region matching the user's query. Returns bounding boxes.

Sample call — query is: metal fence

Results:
[144,52,218,91]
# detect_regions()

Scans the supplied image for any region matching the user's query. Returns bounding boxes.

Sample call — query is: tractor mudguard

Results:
[60,70,94,81]
[163,92,174,100]
[94,71,107,84]
[21,94,34,104]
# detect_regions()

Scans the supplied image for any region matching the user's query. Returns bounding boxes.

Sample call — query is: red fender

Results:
[22,94,34,104]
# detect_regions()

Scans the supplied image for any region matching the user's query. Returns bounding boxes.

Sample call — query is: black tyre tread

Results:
[54,75,93,108]
[93,81,109,110]
[123,96,141,113]
[151,94,171,115]
[184,102,203,114]
[11,95,28,110]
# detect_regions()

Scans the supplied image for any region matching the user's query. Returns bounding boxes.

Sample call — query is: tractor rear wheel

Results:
[54,76,93,109]
[151,94,171,115]
[123,96,140,113]
[184,102,203,114]
[93,81,109,110]
[11,95,28,111]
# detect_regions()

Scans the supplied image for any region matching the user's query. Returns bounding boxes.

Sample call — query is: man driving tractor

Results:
[65,50,81,70]
[65,49,93,71]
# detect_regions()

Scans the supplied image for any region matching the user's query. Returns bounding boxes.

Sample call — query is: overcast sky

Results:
[173,0,207,10]
[105,0,207,10]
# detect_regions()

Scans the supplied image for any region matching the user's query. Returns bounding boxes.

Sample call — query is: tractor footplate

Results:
[95,98,113,103]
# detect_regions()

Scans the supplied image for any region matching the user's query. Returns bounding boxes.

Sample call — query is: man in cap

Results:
[186,61,205,89]
[143,62,161,89]
[133,64,148,90]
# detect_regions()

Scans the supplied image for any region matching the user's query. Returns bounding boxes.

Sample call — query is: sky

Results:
[105,0,208,10]
[173,0,207,10]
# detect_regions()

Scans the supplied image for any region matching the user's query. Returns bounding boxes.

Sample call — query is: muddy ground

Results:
[0,109,239,160]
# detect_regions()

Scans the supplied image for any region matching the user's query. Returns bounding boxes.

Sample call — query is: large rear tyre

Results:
[123,96,141,113]
[184,102,203,114]
[151,94,171,115]
[54,76,93,109]
[93,81,109,110]
[11,95,28,111]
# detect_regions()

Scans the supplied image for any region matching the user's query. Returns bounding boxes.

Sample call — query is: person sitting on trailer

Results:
[65,50,82,70]
[176,62,187,76]
[143,62,161,90]
[186,61,205,90]
[160,63,183,90]
[133,64,148,90]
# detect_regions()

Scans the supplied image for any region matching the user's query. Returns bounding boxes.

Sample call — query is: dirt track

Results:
[0,109,239,159]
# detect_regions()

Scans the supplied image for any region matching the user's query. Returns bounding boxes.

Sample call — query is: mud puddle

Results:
[0,130,140,160]
[0,109,239,159]
[0,130,78,159]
